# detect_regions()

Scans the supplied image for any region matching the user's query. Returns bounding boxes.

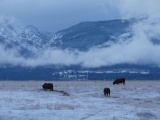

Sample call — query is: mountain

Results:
[49,16,151,51]
[0,19,52,57]
[49,19,133,51]
[0,17,160,80]
[0,17,146,55]
[0,18,135,57]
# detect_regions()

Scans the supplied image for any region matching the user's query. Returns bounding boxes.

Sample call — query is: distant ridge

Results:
[0,17,160,80]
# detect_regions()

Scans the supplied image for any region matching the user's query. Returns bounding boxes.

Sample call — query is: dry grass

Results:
[0,80,160,120]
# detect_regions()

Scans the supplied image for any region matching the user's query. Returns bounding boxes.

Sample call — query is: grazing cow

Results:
[103,88,110,96]
[42,83,53,91]
[113,78,125,85]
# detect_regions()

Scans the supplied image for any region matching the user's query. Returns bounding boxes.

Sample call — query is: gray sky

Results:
[0,0,112,33]
[1,0,160,33]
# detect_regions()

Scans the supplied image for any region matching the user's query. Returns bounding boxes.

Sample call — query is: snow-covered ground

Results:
[0,80,160,120]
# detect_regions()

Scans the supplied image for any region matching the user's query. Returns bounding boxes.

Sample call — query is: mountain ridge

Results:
[0,17,160,80]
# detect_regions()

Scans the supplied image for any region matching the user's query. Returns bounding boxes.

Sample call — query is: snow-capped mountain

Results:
[1,16,160,80]
[0,17,135,58]
[49,19,133,51]
[0,19,23,39]
[0,19,52,57]
[0,17,148,56]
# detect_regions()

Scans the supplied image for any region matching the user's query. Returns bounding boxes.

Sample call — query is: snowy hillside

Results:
[0,16,153,57]
[0,17,135,55]
[50,19,133,51]
[0,18,52,57]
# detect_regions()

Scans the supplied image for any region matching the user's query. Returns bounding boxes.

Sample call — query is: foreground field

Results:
[0,80,160,120]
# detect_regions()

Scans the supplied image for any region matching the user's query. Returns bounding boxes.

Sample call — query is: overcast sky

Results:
[1,0,160,33]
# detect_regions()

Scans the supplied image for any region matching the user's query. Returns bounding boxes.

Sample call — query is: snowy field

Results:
[0,80,160,120]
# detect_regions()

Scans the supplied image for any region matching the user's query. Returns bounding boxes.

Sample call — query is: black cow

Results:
[113,78,125,85]
[42,83,53,91]
[103,88,110,96]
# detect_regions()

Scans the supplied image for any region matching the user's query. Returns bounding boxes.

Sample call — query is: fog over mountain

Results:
[0,16,160,68]
[0,0,160,68]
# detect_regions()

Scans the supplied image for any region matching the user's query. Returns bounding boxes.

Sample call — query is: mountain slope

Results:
[0,19,52,58]
[0,17,145,55]
[50,19,133,51]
